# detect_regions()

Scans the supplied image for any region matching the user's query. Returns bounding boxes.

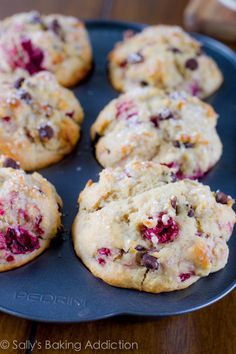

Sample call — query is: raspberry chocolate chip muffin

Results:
[91,87,222,179]
[0,11,92,87]
[108,25,223,98]
[0,71,83,171]
[0,155,62,271]
[73,161,235,293]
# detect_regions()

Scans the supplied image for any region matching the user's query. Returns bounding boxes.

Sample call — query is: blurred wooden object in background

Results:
[0,2,235,354]
[184,0,236,41]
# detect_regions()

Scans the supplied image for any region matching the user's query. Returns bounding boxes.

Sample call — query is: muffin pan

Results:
[0,20,235,322]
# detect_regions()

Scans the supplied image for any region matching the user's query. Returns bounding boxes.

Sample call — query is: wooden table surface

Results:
[0,1,235,353]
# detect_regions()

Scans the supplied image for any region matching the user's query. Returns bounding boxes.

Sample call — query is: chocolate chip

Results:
[150,109,175,128]
[173,141,195,148]
[24,127,35,142]
[215,190,229,205]
[43,104,53,118]
[150,116,159,128]
[135,245,146,252]
[127,52,144,64]
[49,19,61,32]
[19,90,32,103]
[158,109,175,120]
[14,77,25,89]
[66,111,74,118]
[135,249,147,264]
[169,47,182,54]
[171,196,177,210]
[140,81,148,87]
[49,19,65,41]
[38,125,54,141]
[3,158,20,169]
[29,13,47,30]
[188,206,194,217]
[184,143,195,149]
[170,172,178,182]
[140,253,159,270]
[184,142,195,148]
[185,58,198,71]
[173,141,181,148]
[29,12,43,24]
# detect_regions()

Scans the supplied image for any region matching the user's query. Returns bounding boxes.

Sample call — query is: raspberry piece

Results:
[0,201,4,216]
[6,255,14,262]
[98,248,111,256]
[160,162,178,169]
[2,116,11,123]
[116,100,138,120]
[6,38,44,75]
[141,212,179,244]
[160,162,185,180]
[98,258,106,266]
[18,209,30,222]
[0,232,6,250]
[189,82,200,96]
[4,227,40,254]
[189,169,205,180]
[21,39,44,74]
[179,271,195,282]
[97,248,111,266]
[35,215,44,235]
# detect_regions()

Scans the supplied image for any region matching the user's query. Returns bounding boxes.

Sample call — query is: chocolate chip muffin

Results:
[91,87,222,179]
[0,11,92,87]
[108,25,223,98]
[73,161,235,293]
[0,71,83,170]
[0,155,62,271]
